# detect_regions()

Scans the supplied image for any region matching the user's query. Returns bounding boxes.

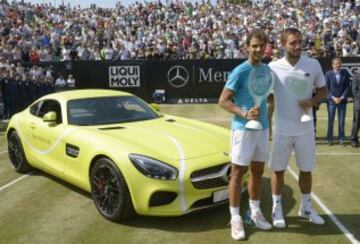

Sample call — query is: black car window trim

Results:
[29,100,43,117]
[37,99,63,123]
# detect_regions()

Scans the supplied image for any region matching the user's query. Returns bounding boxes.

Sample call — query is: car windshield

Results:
[67,96,159,126]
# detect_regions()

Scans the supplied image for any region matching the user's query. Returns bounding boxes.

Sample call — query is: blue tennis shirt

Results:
[225,61,270,130]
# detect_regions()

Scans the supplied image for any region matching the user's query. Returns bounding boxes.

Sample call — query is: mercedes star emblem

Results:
[167,65,189,88]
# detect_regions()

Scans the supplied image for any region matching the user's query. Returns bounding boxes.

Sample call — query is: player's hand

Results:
[246,106,260,120]
[299,99,313,110]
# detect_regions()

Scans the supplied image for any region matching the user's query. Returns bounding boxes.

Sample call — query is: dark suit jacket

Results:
[352,73,360,110]
[325,69,350,104]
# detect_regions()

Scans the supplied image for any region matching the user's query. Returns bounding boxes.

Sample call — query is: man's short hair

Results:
[246,29,268,46]
[332,57,342,64]
[280,28,302,45]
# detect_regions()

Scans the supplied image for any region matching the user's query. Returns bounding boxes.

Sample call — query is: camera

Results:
[152,89,166,104]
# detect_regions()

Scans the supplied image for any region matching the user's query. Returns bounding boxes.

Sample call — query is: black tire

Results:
[90,158,135,221]
[8,130,32,173]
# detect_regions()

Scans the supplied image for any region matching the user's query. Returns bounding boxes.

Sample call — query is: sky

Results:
[23,0,215,8]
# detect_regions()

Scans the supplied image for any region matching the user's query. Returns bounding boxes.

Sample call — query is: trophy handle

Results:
[245,96,263,130]
[254,96,262,107]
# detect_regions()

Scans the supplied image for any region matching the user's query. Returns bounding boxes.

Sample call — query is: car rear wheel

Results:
[91,158,134,221]
[8,130,31,173]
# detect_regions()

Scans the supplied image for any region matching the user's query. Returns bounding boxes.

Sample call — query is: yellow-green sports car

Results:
[6,89,233,221]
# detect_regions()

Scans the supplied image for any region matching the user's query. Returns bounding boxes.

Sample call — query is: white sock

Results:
[301,193,312,210]
[230,206,240,221]
[272,194,282,209]
[249,200,260,215]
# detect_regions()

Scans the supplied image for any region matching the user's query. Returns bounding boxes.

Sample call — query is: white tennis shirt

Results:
[269,56,326,136]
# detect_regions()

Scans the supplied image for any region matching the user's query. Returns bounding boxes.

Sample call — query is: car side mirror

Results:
[150,103,160,112]
[43,111,57,123]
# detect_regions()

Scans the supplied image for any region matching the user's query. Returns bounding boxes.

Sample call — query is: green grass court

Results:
[0,104,359,244]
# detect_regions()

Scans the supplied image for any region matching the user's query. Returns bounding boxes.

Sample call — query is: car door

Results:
[27,99,67,178]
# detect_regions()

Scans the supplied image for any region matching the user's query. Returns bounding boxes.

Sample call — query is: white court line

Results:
[197,117,352,121]
[0,174,31,193]
[316,153,360,155]
[0,150,31,193]
[316,117,352,120]
[291,152,360,156]
[290,152,360,156]
[287,166,359,244]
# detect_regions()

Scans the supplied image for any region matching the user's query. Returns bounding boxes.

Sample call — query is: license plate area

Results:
[213,189,229,203]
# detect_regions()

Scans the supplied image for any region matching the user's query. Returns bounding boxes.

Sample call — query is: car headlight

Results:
[129,154,178,180]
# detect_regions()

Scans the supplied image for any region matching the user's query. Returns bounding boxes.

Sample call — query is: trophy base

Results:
[245,120,263,130]
[301,114,313,122]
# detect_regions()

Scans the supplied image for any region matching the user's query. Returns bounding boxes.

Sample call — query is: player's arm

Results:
[325,71,335,102]
[267,93,274,110]
[218,88,259,120]
[311,85,327,105]
[299,86,327,110]
[299,61,328,110]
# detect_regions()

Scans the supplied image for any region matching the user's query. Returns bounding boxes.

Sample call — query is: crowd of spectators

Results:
[0,0,359,62]
[0,61,77,119]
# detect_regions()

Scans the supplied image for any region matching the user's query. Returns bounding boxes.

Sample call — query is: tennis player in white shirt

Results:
[268,28,327,228]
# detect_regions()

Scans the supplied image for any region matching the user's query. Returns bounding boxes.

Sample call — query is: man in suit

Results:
[351,73,360,148]
[325,58,350,145]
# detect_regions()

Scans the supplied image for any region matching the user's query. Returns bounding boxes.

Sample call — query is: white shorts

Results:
[269,132,316,172]
[230,129,270,166]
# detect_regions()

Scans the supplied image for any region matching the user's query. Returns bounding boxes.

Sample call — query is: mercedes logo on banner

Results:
[167,65,189,88]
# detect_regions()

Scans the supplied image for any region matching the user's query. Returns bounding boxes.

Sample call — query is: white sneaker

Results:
[272,205,286,228]
[298,207,325,225]
[251,210,272,230]
[230,215,246,240]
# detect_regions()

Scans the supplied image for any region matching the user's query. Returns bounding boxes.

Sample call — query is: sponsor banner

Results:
[146,60,238,103]
[167,97,219,104]
[108,66,140,88]
[40,57,360,103]
[177,98,210,104]
[342,62,360,78]
[71,60,148,100]
[165,65,230,88]
[196,67,230,84]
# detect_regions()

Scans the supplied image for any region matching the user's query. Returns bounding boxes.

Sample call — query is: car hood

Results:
[94,117,229,161]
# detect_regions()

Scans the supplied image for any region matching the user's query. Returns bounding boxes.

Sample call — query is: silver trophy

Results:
[286,72,313,122]
[246,67,274,130]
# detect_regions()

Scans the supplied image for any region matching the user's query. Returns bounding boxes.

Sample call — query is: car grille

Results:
[190,163,231,189]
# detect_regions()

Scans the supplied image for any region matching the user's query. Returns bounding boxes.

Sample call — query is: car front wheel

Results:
[8,130,31,173]
[90,157,134,221]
